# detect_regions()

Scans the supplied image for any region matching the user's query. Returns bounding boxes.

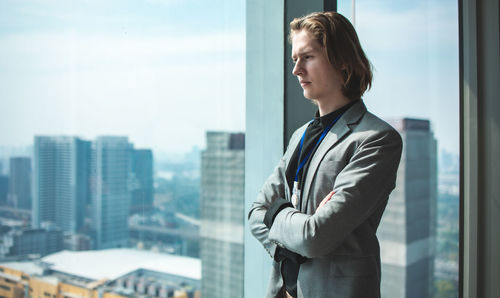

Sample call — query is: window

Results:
[245,1,461,297]
[0,1,245,297]
[0,285,10,291]
[338,1,460,297]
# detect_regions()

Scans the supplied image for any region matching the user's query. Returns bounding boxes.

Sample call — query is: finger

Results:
[317,191,335,211]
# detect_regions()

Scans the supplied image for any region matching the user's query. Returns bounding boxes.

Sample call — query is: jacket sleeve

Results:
[247,156,288,259]
[248,127,305,259]
[267,129,403,258]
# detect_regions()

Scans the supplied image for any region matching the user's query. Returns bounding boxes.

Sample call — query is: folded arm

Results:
[247,156,288,259]
[268,129,403,258]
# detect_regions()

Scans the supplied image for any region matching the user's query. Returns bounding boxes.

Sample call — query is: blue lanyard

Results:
[294,113,344,183]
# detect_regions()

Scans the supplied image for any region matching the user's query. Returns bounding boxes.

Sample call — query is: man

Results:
[248,12,403,298]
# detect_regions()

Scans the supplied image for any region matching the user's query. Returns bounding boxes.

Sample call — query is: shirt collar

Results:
[313,99,360,128]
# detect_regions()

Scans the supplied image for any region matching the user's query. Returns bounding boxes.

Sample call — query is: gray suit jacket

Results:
[248,101,402,298]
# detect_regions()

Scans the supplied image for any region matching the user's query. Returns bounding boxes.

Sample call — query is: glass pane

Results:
[0,1,245,297]
[338,1,459,297]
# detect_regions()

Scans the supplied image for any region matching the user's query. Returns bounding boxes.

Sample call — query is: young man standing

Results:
[248,12,403,298]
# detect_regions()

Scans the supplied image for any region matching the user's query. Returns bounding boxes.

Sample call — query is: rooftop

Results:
[0,260,45,276]
[2,248,200,282]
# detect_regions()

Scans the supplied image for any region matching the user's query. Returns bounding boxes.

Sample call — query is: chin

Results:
[303,91,316,100]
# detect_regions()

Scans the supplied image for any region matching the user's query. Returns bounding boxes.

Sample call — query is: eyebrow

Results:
[291,49,315,60]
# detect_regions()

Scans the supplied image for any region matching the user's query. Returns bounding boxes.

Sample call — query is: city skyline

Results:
[0,126,459,296]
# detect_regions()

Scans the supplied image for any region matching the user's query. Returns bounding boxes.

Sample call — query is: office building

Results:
[8,157,31,210]
[0,174,7,206]
[91,136,131,249]
[130,149,154,214]
[0,225,64,261]
[32,136,91,233]
[200,132,245,298]
[377,118,438,298]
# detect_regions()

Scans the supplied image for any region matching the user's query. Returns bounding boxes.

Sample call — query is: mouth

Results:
[299,80,311,88]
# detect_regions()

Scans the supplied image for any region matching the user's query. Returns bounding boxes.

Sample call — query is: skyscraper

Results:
[8,157,31,210]
[130,149,154,214]
[0,175,7,206]
[91,136,131,249]
[200,132,245,298]
[33,136,91,233]
[377,118,438,298]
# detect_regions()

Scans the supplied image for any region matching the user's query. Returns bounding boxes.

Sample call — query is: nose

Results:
[292,59,303,76]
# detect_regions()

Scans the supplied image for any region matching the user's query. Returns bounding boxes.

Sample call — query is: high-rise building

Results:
[91,136,131,249]
[33,136,91,233]
[378,118,438,298]
[130,149,154,214]
[0,175,7,206]
[200,131,245,298]
[8,157,31,210]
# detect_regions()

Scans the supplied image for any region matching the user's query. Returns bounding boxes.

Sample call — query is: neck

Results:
[316,96,351,116]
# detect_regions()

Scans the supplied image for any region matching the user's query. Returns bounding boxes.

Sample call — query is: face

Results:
[291,30,343,103]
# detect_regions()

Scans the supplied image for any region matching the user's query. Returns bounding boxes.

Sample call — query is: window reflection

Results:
[338,1,459,297]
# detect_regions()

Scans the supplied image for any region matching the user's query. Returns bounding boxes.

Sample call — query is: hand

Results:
[316,190,335,212]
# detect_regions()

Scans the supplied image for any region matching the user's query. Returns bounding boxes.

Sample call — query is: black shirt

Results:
[284,99,359,210]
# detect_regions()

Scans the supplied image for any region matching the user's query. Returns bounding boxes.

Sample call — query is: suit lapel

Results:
[300,101,367,212]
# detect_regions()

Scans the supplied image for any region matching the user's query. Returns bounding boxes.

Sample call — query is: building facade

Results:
[200,132,245,298]
[0,249,201,298]
[91,136,131,249]
[0,249,200,298]
[130,149,154,214]
[8,157,31,210]
[0,174,7,206]
[377,118,438,298]
[32,136,91,233]
[0,225,64,261]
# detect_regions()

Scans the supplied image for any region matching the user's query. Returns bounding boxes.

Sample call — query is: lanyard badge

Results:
[292,112,344,208]
[292,181,300,208]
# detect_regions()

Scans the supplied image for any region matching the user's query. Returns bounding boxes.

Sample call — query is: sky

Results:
[0,0,246,154]
[0,0,459,155]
